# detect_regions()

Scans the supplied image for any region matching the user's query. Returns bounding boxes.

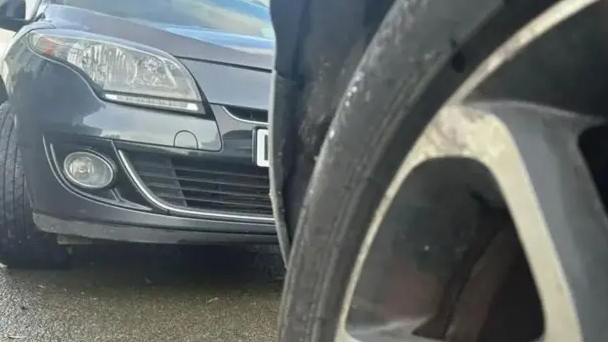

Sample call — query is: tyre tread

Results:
[0,102,68,269]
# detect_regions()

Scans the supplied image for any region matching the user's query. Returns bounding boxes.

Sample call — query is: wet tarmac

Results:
[0,244,283,342]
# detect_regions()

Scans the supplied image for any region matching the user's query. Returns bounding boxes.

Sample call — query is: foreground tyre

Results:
[0,102,69,269]
[278,1,608,342]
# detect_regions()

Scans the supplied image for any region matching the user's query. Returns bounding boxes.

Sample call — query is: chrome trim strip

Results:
[117,150,275,224]
[222,106,268,125]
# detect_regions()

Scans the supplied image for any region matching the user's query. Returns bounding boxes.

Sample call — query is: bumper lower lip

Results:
[34,213,276,245]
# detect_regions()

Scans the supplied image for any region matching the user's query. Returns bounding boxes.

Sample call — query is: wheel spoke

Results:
[339,325,442,342]
[362,100,608,342]
[450,102,608,342]
[340,100,608,342]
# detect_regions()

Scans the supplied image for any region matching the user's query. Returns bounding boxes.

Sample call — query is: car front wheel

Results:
[277,1,608,342]
[0,102,69,269]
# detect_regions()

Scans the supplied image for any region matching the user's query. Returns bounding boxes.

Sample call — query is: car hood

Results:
[139,21,275,56]
[43,4,275,70]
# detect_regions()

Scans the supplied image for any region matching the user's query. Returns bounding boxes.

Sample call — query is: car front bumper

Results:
[8,41,275,244]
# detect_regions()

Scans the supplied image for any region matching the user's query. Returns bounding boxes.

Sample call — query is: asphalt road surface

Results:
[0,244,283,342]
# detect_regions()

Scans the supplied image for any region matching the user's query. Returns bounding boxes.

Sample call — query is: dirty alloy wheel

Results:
[0,102,69,269]
[278,1,608,342]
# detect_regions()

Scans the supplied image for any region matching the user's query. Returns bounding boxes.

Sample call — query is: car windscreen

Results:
[57,0,274,39]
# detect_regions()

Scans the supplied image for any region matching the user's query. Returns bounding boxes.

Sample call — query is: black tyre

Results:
[0,102,69,269]
[278,1,608,342]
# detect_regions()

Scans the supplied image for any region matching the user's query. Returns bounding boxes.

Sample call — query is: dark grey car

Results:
[0,0,276,268]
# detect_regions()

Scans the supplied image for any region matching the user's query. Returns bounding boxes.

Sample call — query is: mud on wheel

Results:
[270,0,608,342]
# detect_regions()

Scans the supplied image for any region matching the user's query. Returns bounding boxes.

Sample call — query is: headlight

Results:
[27,30,202,113]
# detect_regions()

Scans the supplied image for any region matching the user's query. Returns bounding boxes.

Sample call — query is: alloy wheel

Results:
[336,1,608,341]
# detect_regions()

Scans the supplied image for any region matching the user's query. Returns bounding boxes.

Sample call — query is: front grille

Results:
[225,105,268,123]
[124,150,272,216]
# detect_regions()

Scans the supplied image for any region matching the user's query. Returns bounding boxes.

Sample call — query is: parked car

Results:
[270,0,608,342]
[0,0,275,269]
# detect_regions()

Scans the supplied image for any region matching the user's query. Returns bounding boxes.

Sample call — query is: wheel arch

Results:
[268,0,559,262]
[269,0,396,261]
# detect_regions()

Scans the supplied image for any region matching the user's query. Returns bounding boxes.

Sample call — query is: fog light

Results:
[63,151,115,189]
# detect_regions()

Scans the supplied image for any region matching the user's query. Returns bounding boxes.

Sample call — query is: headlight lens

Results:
[28,30,201,113]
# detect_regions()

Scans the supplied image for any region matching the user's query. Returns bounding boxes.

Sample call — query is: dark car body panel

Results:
[2,2,276,243]
[33,213,276,244]
[268,0,395,261]
[180,58,272,110]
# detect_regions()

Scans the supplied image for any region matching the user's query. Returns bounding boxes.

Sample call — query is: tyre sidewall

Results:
[278,1,550,341]
[0,102,68,269]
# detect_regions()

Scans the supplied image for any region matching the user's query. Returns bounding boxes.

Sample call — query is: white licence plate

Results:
[254,129,269,168]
